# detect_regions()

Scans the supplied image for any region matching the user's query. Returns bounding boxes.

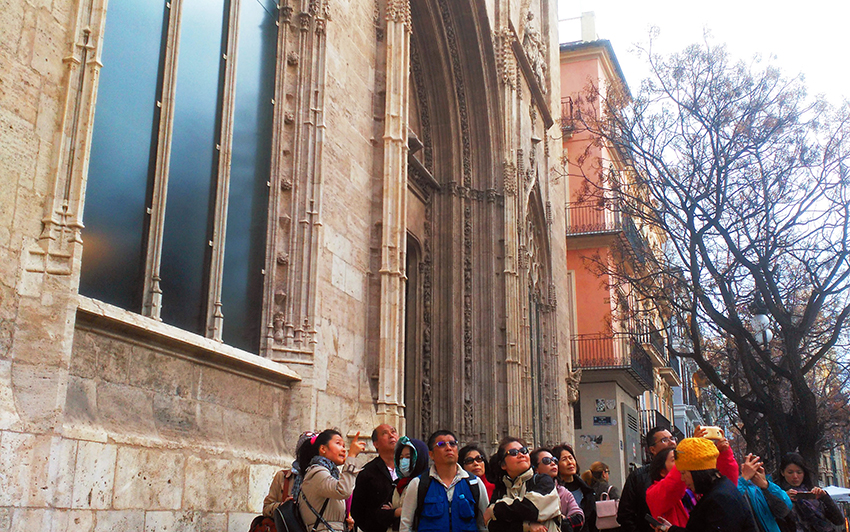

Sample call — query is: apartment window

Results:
[80,0,278,353]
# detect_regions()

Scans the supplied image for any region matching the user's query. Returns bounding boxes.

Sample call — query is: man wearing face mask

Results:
[352,424,401,532]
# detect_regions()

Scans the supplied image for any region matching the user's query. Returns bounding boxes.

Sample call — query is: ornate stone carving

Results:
[299,12,312,30]
[421,200,433,435]
[373,0,383,41]
[281,4,294,22]
[264,0,329,353]
[522,11,548,96]
[494,27,516,88]
[386,0,411,29]
[410,41,432,169]
[435,0,471,187]
[273,312,286,342]
[503,161,517,196]
[463,202,473,438]
[548,281,557,308]
[566,368,582,404]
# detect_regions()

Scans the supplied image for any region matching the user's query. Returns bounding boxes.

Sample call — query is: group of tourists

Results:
[617,427,845,532]
[257,424,845,532]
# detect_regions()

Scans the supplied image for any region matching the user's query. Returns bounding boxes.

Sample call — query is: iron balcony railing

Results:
[640,408,672,434]
[565,201,652,264]
[561,97,576,136]
[570,332,654,390]
[634,319,665,359]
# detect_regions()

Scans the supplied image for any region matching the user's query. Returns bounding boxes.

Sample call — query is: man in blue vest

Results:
[399,429,489,532]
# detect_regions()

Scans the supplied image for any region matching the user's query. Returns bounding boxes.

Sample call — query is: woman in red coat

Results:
[646,428,739,527]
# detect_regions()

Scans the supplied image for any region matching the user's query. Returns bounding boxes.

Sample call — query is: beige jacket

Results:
[299,457,360,532]
[263,469,294,517]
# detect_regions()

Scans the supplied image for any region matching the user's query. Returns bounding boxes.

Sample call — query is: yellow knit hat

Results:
[674,437,719,471]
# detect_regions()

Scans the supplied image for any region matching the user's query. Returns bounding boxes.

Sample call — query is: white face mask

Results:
[399,457,412,475]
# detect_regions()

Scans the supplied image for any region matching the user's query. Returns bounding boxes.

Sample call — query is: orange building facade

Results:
[559,39,681,488]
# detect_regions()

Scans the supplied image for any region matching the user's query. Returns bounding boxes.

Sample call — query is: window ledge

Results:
[76,296,301,386]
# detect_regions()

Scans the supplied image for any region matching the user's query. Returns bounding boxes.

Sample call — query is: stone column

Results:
[495,25,523,438]
[376,0,411,428]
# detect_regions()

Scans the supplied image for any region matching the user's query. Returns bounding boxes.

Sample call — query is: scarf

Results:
[793,499,835,532]
[292,456,340,501]
[290,460,304,502]
[309,455,341,479]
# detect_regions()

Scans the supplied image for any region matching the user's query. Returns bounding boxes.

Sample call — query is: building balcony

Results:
[640,408,672,435]
[565,201,651,264]
[634,319,666,367]
[561,97,576,138]
[571,333,653,395]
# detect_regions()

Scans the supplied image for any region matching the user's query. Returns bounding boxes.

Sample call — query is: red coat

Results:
[646,447,739,528]
[646,466,689,527]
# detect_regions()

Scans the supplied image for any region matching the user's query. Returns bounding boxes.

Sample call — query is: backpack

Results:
[595,486,620,530]
[273,494,330,532]
[412,471,482,529]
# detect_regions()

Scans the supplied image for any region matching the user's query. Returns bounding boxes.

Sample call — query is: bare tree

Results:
[569,33,850,468]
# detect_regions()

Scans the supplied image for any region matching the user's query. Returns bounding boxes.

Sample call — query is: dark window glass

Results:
[159,0,228,333]
[80,0,167,309]
[221,0,277,352]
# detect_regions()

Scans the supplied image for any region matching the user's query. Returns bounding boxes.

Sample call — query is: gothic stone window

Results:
[80,0,278,353]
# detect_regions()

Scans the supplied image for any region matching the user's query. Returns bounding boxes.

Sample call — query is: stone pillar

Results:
[495,24,523,438]
[376,0,411,428]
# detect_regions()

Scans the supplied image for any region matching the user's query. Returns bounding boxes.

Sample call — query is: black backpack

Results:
[412,472,482,529]
[273,493,330,532]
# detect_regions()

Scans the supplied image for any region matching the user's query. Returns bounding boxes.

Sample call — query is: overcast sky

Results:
[558,0,849,105]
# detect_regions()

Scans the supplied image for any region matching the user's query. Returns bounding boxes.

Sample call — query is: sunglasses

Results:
[435,440,459,448]
[463,455,485,465]
[538,456,557,466]
[505,446,529,457]
[655,436,677,445]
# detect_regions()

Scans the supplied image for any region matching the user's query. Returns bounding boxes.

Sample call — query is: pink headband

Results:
[310,434,319,445]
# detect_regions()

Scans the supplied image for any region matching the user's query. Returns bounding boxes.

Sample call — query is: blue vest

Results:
[417,475,479,532]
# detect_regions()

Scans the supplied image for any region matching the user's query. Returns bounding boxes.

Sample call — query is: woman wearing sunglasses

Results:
[533,448,585,532]
[485,437,562,532]
[459,444,496,500]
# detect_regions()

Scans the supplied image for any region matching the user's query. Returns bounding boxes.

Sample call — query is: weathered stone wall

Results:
[0,0,572,529]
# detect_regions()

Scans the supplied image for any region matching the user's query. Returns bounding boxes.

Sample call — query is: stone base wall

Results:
[0,304,301,531]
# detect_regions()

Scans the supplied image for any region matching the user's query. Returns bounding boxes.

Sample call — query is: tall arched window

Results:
[80,0,278,353]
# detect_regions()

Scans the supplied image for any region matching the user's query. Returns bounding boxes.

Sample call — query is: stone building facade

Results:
[0,0,571,528]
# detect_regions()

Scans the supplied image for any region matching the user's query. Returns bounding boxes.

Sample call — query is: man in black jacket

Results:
[351,424,400,532]
[617,427,678,532]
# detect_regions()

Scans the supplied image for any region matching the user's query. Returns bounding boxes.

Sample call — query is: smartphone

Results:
[645,515,663,527]
[796,491,817,499]
[701,426,724,440]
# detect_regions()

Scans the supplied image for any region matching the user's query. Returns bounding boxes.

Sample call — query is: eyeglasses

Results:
[538,456,557,466]
[505,446,529,457]
[463,455,485,465]
[435,440,459,449]
[655,436,677,446]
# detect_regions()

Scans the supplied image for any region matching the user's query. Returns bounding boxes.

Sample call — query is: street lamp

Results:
[749,298,774,348]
